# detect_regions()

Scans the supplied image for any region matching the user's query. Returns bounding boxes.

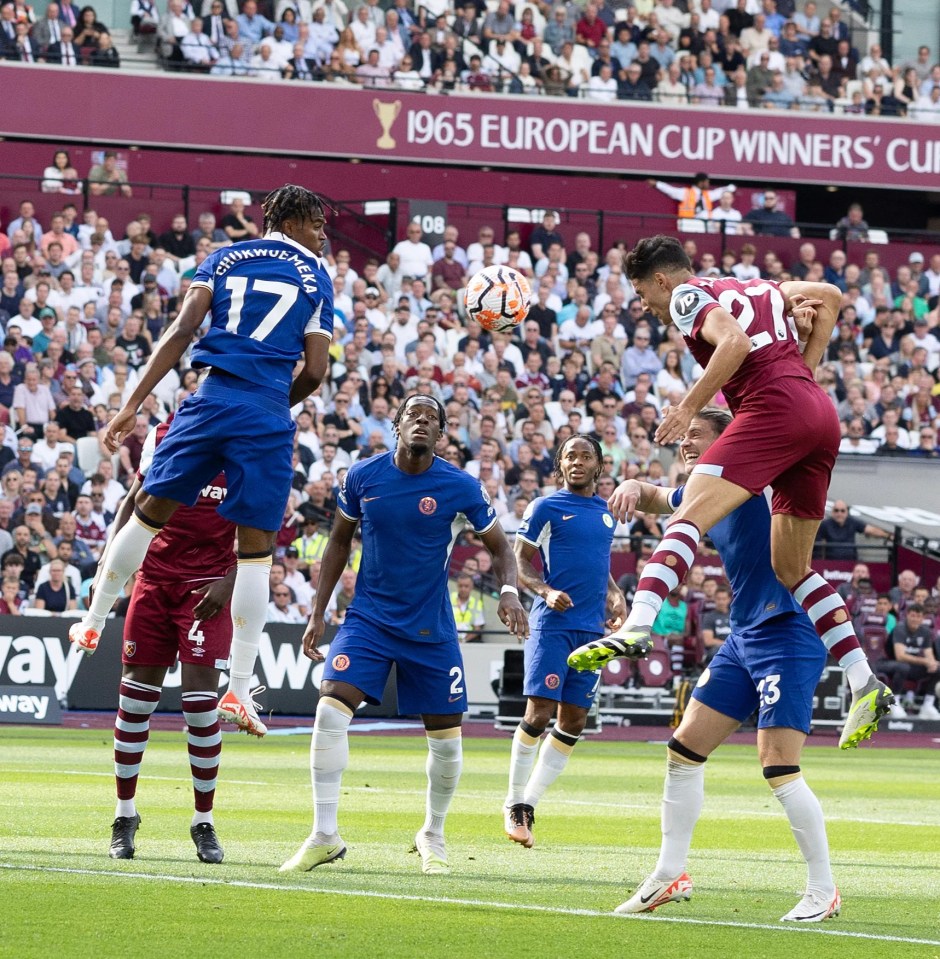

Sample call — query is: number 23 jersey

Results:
[669,276,814,414]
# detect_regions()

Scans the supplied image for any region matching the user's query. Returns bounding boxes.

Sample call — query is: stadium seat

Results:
[860,625,889,666]
[75,436,102,477]
[636,649,673,688]
[601,658,631,687]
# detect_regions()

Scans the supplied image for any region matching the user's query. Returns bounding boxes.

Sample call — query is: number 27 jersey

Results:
[669,276,814,414]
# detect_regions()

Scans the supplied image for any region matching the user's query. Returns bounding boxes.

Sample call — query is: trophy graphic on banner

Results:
[373,99,402,150]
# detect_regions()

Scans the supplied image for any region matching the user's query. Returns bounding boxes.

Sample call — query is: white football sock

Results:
[845,658,875,694]
[422,730,462,836]
[309,698,352,842]
[115,798,137,818]
[191,810,214,826]
[227,559,271,700]
[772,776,834,898]
[523,730,576,808]
[653,758,705,881]
[89,517,159,626]
[505,725,540,807]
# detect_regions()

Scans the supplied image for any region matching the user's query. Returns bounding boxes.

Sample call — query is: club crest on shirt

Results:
[419,496,437,515]
[124,641,136,658]
[332,654,350,671]
[545,673,560,690]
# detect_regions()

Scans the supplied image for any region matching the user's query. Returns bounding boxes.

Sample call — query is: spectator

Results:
[450,571,485,642]
[891,604,940,719]
[267,580,306,623]
[88,151,131,198]
[219,195,259,243]
[814,500,891,559]
[742,189,799,237]
[834,203,870,243]
[649,173,735,229]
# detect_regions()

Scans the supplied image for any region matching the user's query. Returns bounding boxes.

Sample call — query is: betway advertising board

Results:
[0,620,395,717]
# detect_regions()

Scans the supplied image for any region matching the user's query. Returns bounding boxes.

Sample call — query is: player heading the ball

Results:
[70,184,335,739]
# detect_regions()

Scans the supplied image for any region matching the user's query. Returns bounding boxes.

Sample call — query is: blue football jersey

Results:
[517,490,617,635]
[337,452,498,643]
[189,232,334,399]
[670,487,802,630]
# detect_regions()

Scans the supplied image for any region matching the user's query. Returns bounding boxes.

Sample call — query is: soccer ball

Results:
[464,265,531,334]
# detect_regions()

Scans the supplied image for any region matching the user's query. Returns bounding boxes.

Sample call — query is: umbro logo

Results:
[562,514,575,521]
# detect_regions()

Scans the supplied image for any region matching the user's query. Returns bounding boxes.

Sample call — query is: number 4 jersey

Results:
[670,276,814,414]
[190,232,334,400]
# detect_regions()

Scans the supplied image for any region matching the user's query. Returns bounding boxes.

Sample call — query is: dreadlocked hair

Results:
[262,184,326,235]
[553,433,604,483]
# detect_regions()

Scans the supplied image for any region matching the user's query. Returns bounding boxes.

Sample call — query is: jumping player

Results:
[611,409,839,923]
[69,185,333,738]
[105,421,235,864]
[568,235,892,749]
[503,435,625,848]
[280,394,528,876]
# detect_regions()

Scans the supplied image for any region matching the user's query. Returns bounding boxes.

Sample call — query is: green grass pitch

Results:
[1,726,938,959]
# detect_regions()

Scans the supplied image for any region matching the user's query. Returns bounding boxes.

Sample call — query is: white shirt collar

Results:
[265,230,319,261]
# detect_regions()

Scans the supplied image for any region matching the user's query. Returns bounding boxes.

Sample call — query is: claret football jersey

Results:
[669,275,815,413]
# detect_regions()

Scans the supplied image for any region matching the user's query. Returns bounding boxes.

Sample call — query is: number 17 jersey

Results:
[190,231,334,400]
[669,276,814,414]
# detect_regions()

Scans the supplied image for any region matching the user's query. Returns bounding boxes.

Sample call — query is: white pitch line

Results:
[15,769,937,829]
[2,863,938,947]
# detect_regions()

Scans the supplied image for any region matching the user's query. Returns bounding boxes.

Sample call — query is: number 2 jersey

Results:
[189,232,334,401]
[136,422,237,585]
[669,276,815,414]
[337,452,498,644]
[517,489,617,636]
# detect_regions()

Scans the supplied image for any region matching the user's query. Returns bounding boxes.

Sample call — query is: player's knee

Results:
[667,736,708,765]
[519,717,547,739]
[762,764,801,788]
[523,701,554,731]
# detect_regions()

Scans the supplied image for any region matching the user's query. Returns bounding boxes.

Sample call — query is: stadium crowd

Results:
[0,177,938,707]
[2,0,940,118]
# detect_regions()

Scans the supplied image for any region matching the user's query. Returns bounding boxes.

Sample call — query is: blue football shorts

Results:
[524,629,603,708]
[691,611,827,733]
[322,611,468,715]
[143,376,295,532]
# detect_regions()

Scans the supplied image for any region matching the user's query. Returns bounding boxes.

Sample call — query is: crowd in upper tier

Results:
[3,0,940,118]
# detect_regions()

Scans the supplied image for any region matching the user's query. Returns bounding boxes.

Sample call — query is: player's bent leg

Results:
[522,702,587,813]
[220,526,277,729]
[772,515,893,748]
[617,702,737,915]
[571,477,750,672]
[415,714,462,875]
[110,665,166,859]
[72,496,180,655]
[182,665,224,864]
[758,727,839,922]
[504,700,553,847]
[280,685,362,873]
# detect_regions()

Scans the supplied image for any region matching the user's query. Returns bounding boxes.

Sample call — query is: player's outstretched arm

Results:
[479,524,528,640]
[303,514,357,660]
[104,286,213,453]
[289,333,331,407]
[606,478,674,524]
[655,308,750,446]
[779,280,842,372]
[514,538,572,613]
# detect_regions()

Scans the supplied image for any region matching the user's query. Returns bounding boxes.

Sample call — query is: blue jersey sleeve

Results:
[516,496,549,547]
[463,476,498,533]
[337,462,362,522]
